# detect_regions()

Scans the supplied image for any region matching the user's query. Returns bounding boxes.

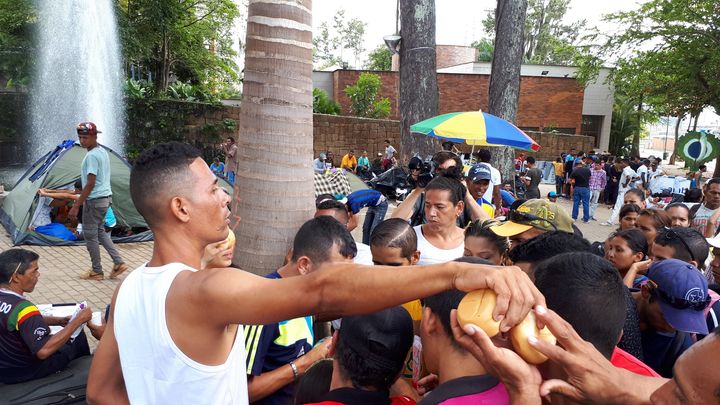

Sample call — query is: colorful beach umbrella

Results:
[410,111,540,152]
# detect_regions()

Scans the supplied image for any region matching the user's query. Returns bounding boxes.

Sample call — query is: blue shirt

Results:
[346,189,383,214]
[210,162,225,176]
[81,147,112,199]
[357,156,370,167]
[244,271,314,405]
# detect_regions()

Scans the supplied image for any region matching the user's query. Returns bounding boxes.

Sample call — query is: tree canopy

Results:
[313,9,367,70]
[0,0,35,89]
[482,0,583,65]
[364,45,392,70]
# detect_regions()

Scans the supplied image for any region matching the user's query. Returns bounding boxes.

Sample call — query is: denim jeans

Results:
[83,197,123,274]
[555,175,565,196]
[572,187,591,222]
[362,199,389,245]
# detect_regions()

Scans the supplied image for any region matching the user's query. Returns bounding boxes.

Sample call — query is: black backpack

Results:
[0,356,91,404]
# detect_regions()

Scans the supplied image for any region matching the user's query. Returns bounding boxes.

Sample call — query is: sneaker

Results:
[590,217,597,221]
[80,270,104,281]
[110,263,129,279]
[600,221,612,226]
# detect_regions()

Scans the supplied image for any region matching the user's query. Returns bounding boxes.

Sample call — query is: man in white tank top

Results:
[86,143,547,405]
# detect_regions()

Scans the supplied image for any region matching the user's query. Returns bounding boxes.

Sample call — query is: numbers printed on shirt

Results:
[0,301,11,314]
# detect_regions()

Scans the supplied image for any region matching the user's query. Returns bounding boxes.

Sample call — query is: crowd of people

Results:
[1,138,720,405]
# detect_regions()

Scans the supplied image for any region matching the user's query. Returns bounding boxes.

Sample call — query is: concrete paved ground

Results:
[1,183,615,351]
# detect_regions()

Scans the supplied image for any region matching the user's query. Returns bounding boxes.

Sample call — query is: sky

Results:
[312,0,642,62]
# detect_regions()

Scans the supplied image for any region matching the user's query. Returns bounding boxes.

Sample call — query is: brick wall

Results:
[436,45,477,69]
[331,70,585,137]
[313,114,400,160]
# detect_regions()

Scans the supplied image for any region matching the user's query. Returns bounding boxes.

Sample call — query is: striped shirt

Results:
[0,290,51,369]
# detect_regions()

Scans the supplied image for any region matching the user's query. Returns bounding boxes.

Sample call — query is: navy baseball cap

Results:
[646,259,710,334]
[467,163,492,183]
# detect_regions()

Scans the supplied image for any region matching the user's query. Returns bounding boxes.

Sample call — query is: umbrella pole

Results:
[470,144,475,164]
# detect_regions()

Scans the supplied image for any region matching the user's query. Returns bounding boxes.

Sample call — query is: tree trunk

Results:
[692,113,699,131]
[399,0,439,164]
[714,157,720,178]
[488,0,528,184]
[669,114,682,165]
[632,96,642,157]
[231,0,315,275]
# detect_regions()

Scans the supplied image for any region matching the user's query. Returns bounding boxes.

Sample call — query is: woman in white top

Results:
[413,176,466,265]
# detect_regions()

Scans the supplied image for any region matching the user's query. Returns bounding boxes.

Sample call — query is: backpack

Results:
[0,355,91,404]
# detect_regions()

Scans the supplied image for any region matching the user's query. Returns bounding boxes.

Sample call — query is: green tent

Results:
[0,140,152,246]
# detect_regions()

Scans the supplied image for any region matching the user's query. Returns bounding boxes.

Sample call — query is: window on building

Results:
[582,115,604,145]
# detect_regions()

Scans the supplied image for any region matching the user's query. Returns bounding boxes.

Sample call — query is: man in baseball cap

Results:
[491,199,574,247]
[634,259,710,377]
[310,307,414,405]
[76,122,102,135]
[466,163,495,217]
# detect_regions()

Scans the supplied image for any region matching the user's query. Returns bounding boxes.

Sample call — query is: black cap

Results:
[338,307,413,369]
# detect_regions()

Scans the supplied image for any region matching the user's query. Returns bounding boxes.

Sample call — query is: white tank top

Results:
[413,225,464,265]
[114,263,248,405]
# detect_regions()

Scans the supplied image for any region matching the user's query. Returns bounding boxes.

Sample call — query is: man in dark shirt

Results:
[522,156,542,199]
[245,217,356,404]
[570,161,592,223]
[307,307,415,405]
[633,259,710,377]
[0,249,93,384]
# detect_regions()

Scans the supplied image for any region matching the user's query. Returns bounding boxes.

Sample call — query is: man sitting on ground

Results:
[0,249,95,384]
[306,307,415,405]
[245,217,355,404]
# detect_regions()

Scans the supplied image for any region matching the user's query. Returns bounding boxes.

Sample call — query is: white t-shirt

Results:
[114,263,248,404]
[690,204,720,237]
[354,242,374,265]
[481,164,502,206]
[384,145,396,159]
[413,225,464,265]
[619,166,637,191]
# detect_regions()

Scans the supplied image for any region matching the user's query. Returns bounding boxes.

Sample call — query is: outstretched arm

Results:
[199,261,544,334]
[87,284,129,405]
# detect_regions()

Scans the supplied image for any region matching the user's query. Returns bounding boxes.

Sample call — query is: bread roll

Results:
[509,310,556,364]
[458,289,556,364]
[456,289,501,338]
[218,229,236,251]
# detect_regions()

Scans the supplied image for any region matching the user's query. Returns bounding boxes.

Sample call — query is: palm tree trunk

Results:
[488,0,528,184]
[231,0,314,275]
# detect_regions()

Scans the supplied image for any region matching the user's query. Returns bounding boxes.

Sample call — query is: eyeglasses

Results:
[659,227,696,262]
[647,279,710,311]
[507,210,558,231]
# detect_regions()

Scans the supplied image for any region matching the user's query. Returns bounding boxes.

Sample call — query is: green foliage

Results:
[483,0,583,65]
[364,45,392,70]
[470,39,494,62]
[123,79,154,100]
[313,88,341,115]
[117,0,241,95]
[313,9,367,69]
[343,73,391,119]
[0,0,36,89]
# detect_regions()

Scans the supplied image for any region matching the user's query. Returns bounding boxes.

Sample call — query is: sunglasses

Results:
[658,227,696,262]
[647,279,710,311]
[507,210,558,231]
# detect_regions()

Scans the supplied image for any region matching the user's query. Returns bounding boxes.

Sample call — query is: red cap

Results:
[76,122,102,135]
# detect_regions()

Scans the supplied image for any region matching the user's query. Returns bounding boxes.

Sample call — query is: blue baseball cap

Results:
[646,259,710,334]
[468,163,492,183]
[548,191,558,198]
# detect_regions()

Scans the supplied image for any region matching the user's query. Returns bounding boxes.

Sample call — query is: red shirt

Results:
[610,347,661,377]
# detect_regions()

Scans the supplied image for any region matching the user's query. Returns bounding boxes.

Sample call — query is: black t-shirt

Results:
[570,167,592,188]
[525,168,542,199]
[0,291,51,369]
